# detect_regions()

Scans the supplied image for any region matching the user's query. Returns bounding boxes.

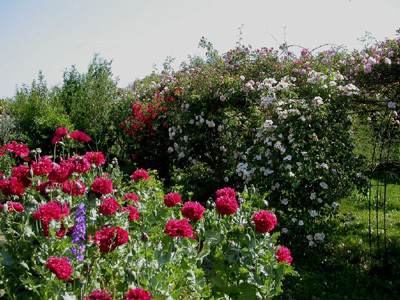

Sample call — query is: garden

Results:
[0,34,399,299]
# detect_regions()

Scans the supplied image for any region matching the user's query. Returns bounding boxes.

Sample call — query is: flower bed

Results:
[0,134,294,299]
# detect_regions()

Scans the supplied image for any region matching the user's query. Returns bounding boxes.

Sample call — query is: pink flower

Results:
[216,187,236,198]
[62,179,86,196]
[164,192,181,208]
[67,156,91,174]
[12,165,31,187]
[85,152,106,166]
[3,141,30,157]
[215,195,238,215]
[31,156,53,176]
[301,48,309,56]
[124,192,140,202]
[9,177,25,196]
[70,131,91,143]
[56,127,68,137]
[164,219,193,238]
[99,197,120,215]
[48,161,73,183]
[123,288,152,300]
[252,210,277,233]
[45,256,73,280]
[123,205,140,221]
[95,227,129,253]
[7,201,24,213]
[85,289,112,300]
[33,200,69,237]
[181,202,206,220]
[131,169,150,181]
[91,177,113,195]
[275,246,293,264]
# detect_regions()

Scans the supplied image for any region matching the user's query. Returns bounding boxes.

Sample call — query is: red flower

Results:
[164,192,181,208]
[62,179,86,196]
[48,161,73,183]
[33,200,69,237]
[45,256,72,280]
[56,127,68,138]
[35,180,58,197]
[181,202,206,220]
[85,289,113,300]
[52,126,68,145]
[123,288,152,300]
[275,246,293,264]
[95,227,129,253]
[216,187,236,199]
[91,177,113,195]
[7,201,24,213]
[70,131,91,143]
[252,210,277,233]
[0,177,10,196]
[99,197,120,215]
[31,156,53,176]
[123,205,140,221]
[131,169,150,181]
[67,156,90,174]
[12,165,32,188]
[215,195,238,215]
[164,219,193,238]
[124,192,140,202]
[9,177,25,196]
[3,141,30,157]
[85,152,106,166]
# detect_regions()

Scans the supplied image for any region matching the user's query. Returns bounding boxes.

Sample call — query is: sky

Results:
[0,0,399,98]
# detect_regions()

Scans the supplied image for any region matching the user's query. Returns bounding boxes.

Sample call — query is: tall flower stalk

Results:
[70,203,87,262]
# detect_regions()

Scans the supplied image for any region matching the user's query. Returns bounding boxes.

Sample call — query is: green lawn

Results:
[278,182,400,300]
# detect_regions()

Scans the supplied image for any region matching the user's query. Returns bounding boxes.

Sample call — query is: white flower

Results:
[320,182,328,189]
[298,220,304,226]
[318,198,323,203]
[167,147,174,153]
[220,95,227,101]
[264,169,274,176]
[178,152,185,159]
[306,234,313,241]
[388,101,396,109]
[332,202,339,209]
[320,163,329,169]
[310,193,316,200]
[283,155,292,161]
[240,75,245,81]
[309,210,318,217]
[281,228,288,234]
[291,218,297,223]
[224,177,229,182]
[281,198,288,205]
[308,240,315,247]
[314,232,326,242]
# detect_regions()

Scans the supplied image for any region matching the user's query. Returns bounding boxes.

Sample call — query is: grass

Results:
[278,182,400,300]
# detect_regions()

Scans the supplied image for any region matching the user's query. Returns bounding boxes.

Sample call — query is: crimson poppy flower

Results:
[70,131,91,143]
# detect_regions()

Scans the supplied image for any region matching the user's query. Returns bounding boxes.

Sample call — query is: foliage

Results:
[59,55,121,155]
[10,72,72,152]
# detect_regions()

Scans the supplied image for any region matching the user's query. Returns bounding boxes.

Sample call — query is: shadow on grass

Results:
[278,216,400,300]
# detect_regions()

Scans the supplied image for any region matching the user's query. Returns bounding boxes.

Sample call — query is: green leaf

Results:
[0,249,14,266]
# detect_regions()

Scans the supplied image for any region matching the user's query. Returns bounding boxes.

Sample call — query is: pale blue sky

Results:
[1,0,399,98]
